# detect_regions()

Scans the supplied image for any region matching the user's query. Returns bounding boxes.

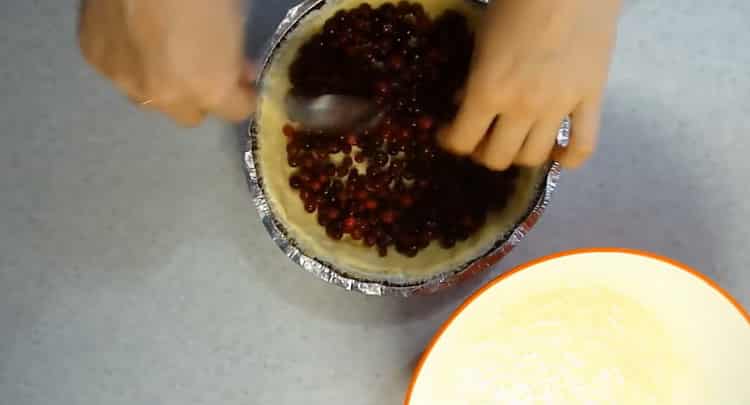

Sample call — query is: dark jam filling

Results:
[284,2,519,258]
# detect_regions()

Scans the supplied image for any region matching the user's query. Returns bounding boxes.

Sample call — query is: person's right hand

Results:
[439,0,621,169]
[78,0,255,126]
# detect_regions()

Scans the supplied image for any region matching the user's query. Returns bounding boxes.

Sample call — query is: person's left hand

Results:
[78,0,255,126]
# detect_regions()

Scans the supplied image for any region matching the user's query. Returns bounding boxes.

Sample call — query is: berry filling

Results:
[284,1,519,258]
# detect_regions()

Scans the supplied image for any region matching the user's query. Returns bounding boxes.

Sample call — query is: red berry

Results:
[355,190,369,200]
[373,151,389,167]
[353,203,367,214]
[309,181,323,192]
[348,168,360,180]
[311,149,327,161]
[427,48,441,62]
[403,246,418,257]
[440,237,456,249]
[289,176,302,189]
[328,143,341,154]
[387,143,400,155]
[387,54,404,70]
[287,144,300,156]
[327,208,341,220]
[380,209,397,224]
[374,80,390,94]
[378,246,388,257]
[336,165,349,178]
[343,216,357,231]
[399,194,414,208]
[326,222,344,240]
[351,228,364,240]
[324,163,337,177]
[417,115,434,130]
[304,199,317,213]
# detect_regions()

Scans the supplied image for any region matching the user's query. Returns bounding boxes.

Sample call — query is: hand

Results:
[78,0,255,126]
[439,0,621,169]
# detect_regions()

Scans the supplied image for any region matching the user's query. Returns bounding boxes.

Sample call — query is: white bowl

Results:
[406,249,750,404]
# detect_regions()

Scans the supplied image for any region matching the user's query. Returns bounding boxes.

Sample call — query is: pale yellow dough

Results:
[255,0,547,282]
[409,252,750,404]
[415,288,687,404]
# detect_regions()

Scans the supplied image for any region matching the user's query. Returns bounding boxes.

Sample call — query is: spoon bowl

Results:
[284,93,382,132]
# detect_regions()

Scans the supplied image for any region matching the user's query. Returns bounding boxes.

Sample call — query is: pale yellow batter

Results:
[408,252,750,404]
[255,0,547,282]
[414,288,687,404]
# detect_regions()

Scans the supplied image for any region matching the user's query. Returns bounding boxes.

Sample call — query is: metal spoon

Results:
[284,94,382,132]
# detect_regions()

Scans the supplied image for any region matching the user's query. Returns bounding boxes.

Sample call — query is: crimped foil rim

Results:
[244,0,563,296]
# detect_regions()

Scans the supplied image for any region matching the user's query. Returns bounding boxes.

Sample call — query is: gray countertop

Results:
[1,0,748,404]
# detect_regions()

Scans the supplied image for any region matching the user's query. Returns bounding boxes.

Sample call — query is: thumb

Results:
[210,63,258,122]
[438,72,498,156]
[211,80,257,122]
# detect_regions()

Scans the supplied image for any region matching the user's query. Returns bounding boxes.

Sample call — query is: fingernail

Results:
[245,62,258,82]
[551,146,565,162]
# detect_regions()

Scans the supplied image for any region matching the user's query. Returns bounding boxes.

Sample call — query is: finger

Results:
[453,87,466,104]
[128,94,156,109]
[153,99,205,127]
[210,80,257,122]
[514,116,567,167]
[438,80,500,156]
[555,98,602,168]
[472,115,533,171]
[244,61,258,84]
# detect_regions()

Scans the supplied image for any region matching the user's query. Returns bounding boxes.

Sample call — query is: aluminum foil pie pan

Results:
[244,0,565,296]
